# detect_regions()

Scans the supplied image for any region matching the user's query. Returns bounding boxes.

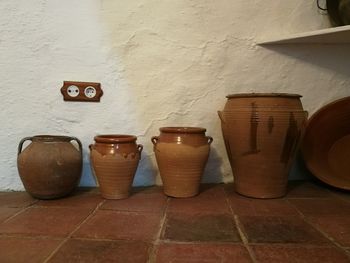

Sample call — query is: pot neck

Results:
[159,127,206,134]
[32,135,71,142]
[94,135,137,144]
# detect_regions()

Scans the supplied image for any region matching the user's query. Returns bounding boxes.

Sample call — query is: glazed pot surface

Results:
[152,127,213,198]
[90,134,142,199]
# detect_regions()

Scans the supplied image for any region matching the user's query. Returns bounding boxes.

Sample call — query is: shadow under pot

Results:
[17,135,83,199]
[89,135,143,199]
[152,127,213,198]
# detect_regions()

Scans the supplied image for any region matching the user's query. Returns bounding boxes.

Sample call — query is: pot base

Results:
[100,192,130,200]
[234,184,287,199]
[27,190,74,200]
[163,188,199,198]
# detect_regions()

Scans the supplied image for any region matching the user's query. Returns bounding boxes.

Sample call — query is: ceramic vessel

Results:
[152,127,213,198]
[218,93,307,198]
[90,135,143,199]
[17,135,82,199]
[302,96,350,190]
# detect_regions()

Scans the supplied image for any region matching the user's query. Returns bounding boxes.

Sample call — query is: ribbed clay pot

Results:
[218,93,308,198]
[152,127,213,198]
[17,135,83,199]
[90,135,143,199]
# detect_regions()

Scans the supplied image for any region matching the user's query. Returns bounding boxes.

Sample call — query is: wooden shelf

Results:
[258,25,350,45]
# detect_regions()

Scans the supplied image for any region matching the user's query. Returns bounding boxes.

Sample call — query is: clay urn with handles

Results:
[89,134,143,199]
[152,127,213,198]
[17,135,83,199]
[218,93,308,198]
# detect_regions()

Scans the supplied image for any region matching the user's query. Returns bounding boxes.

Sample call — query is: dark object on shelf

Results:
[17,135,83,199]
[318,0,350,26]
[302,97,350,190]
[339,0,350,24]
[218,93,308,199]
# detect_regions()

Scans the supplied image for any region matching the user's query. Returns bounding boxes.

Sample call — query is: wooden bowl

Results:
[302,97,350,190]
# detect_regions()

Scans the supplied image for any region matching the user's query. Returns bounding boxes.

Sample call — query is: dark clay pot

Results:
[152,127,213,198]
[17,135,83,199]
[90,135,143,199]
[218,93,307,198]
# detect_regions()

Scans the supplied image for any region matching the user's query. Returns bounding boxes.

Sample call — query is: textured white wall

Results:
[1,0,349,190]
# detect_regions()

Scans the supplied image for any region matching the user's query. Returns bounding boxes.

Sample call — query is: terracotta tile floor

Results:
[0,181,350,263]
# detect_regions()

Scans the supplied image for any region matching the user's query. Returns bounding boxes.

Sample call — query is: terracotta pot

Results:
[302,96,350,190]
[90,135,143,199]
[152,127,213,198]
[218,93,307,198]
[17,135,83,199]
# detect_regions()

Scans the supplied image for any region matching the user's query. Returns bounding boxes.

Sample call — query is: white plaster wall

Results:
[1,0,349,190]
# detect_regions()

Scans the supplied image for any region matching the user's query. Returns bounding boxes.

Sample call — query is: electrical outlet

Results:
[61,81,103,102]
[67,85,80,97]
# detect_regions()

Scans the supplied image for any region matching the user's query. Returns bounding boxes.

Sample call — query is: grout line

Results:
[42,199,106,263]
[234,215,258,263]
[2,206,33,224]
[223,188,257,263]
[2,198,39,224]
[147,197,170,263]
[0,234,62,241]
[303,218,350,260]
[286,199,350,260]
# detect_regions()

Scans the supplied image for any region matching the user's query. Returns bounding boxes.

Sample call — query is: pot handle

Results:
[217,111,226,124]
[69,137,83,154]
[17,137,33,156]
[206,136,213,145]
[137,144,143,154]
[151,136,159,145]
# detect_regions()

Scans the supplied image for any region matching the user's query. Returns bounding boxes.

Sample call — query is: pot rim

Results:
[226,93,302,99]
[159,127,206,133]
[32,135,72,142]
[94,134,137,143]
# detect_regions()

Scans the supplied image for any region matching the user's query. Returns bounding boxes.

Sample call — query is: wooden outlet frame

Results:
[61,81,103,102]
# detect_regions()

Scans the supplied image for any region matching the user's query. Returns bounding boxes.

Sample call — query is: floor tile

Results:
[0,192,37,208]
[289,199,350,216]
[101,189,167,213]
[156,243,252,263]
[308,215,350,247]
[0,207,92,237]
[74,210,162,241]
[167,184,230,214]
[162,212,240,242]
[0,207,22,223]
[239,216,330,244]
[227,192,298,216]
[0,236,61,263]
[35,190,103,209]
[286,181,333,199]
[329,190,350,203]
[48,239,150,263]
[251,244,350,263]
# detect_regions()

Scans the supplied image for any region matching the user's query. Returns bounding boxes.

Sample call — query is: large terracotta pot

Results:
[17,135,83,199]
[90,135,143,199]
[218,93,308,198]
[152,127,213,198]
